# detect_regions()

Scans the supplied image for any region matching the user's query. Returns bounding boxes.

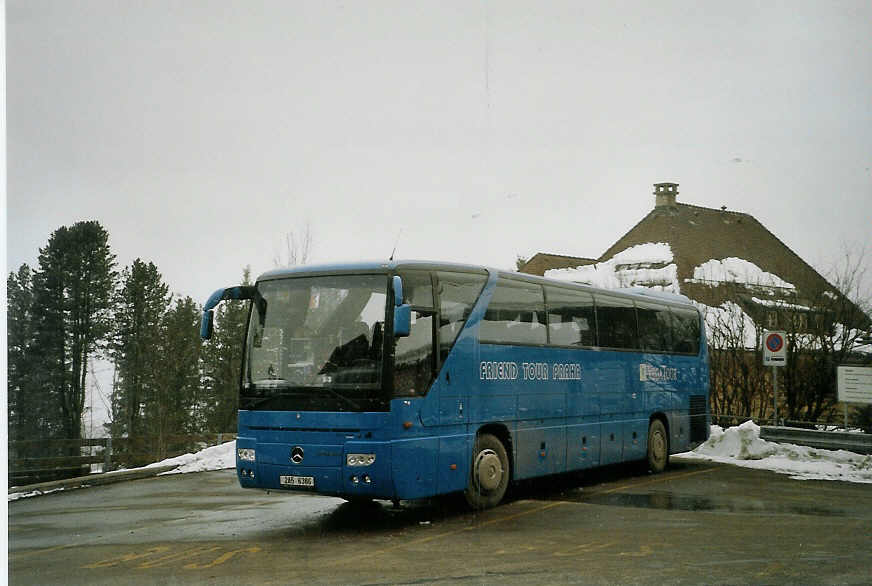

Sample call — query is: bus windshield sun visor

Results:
[200,285,264,340]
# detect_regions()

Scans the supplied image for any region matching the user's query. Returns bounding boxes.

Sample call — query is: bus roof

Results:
[257,259,487,281]
[257,260,695,309]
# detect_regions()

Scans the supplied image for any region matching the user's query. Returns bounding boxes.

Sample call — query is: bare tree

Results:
[703,246,871,425]
[703,302,769,423]
[780,246,871,421]
[273,222,313,268]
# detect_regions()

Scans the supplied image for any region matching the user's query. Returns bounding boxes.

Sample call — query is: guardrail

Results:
[9,433,235,487]
[759,426,872,454]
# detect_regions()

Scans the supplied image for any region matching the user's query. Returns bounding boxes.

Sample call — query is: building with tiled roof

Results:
[521,182,866,335]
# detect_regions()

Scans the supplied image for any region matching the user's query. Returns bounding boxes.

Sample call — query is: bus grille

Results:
[689,395,708,442]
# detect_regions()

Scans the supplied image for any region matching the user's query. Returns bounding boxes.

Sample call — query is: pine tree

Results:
[7,264,40,446]
[109,259,170,447]
[30,221,117,442]
[201,267,252,432]
[29,236,71,441]
[149,296,202,458]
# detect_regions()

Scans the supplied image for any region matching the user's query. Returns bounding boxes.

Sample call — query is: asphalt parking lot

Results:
[9,459,872,585]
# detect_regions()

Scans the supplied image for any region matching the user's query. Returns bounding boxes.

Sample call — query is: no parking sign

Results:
[763,331,787,366]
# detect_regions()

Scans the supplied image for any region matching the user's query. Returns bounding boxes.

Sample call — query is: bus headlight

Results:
[346,453,376,467]
[237,448,256,462]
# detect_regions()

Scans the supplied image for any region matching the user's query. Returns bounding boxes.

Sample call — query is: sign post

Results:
[837,366,872,429]
[763,331,787,426]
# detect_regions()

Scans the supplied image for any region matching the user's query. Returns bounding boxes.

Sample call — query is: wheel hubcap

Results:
[652,431,665,462]
[474,449,503,492]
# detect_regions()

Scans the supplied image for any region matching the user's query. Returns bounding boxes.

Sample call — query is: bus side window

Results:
[545,285,596,347]
[595,295,639,350]
[436,271,488,363]
[636,300,672,353]
[671,307,700,354]
[480,278,546,346]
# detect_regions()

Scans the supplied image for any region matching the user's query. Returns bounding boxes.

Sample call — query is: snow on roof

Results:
[699,300,759,350]
[611,242,674,264]
[751,297,812,311]
[692,257,795,290]
[546,242,680,293]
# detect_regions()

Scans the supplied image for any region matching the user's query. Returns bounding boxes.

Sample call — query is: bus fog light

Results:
[351,476,359,484]
[237,448,256,462]
[346,453,376,466]
[363,475,371,484]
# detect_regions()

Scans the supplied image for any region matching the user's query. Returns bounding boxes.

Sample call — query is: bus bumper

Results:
[236,440,394,499]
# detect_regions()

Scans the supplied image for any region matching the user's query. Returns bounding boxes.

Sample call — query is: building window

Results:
[796,313,808,331]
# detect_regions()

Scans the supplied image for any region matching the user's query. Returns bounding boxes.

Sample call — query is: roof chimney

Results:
[654,182,679,208]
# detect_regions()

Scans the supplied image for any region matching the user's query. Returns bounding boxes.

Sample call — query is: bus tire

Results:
[647,419,669,473]
[464,433,509,509]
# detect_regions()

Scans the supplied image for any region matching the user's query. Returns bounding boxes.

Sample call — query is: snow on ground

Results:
[150,440,236,475]
[8,487,67,502]
[675,421,872,483]
[7,441,237,501]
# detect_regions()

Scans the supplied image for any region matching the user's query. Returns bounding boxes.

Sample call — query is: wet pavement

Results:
[9,461,872,584]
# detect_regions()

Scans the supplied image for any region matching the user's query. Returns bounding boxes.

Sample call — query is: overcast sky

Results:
[7,1,872,305]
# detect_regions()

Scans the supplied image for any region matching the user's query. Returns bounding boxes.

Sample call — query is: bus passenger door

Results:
[566,361,600,470]
[432,334,473,495]
[594,358,625,465]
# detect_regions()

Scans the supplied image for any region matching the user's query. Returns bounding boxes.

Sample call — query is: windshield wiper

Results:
[319,386,361,411]
[243,381,361,411]
[243,395,282,409]
[251,378,291,388]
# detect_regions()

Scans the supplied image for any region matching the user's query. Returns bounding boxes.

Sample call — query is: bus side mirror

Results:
[201,285,258,340]
[392,275,404,306]
[392,275,410,337]
[201,309,215,340]
[394,304,411,338]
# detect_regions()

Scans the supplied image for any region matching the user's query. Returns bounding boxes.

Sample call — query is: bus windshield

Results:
[241,274,388,412]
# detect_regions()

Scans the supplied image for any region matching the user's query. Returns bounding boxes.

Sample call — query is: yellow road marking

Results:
[183,546,262,570]
[83,546,171,568]
[618,544,654,557]
[337,500,567,565]
[12,543,77,559]
[336,467,717,564]
[137,546,222,569]
[553,541,617,557]
[593,466,718,496]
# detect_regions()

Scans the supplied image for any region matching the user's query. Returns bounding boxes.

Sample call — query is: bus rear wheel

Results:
[464,433,509,509]
[647,419,669,473]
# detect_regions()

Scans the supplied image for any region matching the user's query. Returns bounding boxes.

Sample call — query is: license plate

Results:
[280,475,315,487]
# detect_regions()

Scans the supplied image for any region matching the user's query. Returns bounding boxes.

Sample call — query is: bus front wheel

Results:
[647,419,669,473]
[464,433,509,509]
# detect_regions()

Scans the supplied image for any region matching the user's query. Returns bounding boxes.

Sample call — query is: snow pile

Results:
[547,243,680,293]
[151,440,236,475]
[676,421,872,483]
[8,487,66,502]
[8,442,237,501]
[690,258,795,290]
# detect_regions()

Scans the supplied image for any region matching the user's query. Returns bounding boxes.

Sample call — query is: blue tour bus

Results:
[201,260,709,508]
